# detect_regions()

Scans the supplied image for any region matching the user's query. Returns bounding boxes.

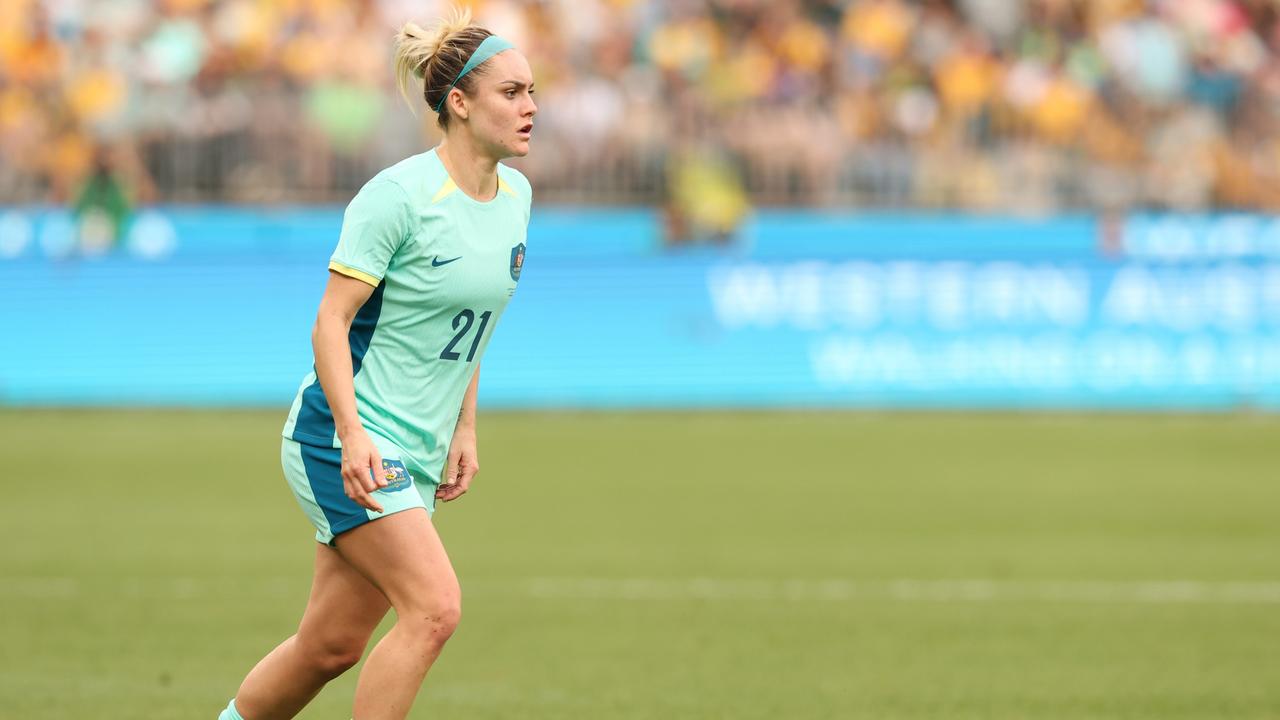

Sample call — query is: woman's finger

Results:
[446,448,464,485]
[358,456,379,493]
[371,450,386,489]
[352,481,384,513]
[437,480,467,502]
[343,471,384,513]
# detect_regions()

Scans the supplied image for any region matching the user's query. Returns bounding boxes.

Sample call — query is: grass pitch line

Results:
[513,578,1280,604]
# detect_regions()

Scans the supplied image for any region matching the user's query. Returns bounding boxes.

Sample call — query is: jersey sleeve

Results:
[329,179,412,286]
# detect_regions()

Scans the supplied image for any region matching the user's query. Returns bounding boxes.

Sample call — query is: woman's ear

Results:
[450,90,470,121]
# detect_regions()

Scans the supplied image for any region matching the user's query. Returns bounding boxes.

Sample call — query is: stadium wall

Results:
[2,208,1278,410]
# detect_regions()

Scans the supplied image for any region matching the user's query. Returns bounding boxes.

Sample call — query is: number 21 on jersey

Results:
[440,308,492,362]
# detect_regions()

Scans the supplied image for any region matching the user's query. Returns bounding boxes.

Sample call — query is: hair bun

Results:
[394,8,473,87]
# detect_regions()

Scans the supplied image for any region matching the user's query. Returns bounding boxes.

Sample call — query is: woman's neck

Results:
[437,136,499,202]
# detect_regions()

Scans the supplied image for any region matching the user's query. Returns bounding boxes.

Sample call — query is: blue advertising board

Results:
[1,207,1278,409]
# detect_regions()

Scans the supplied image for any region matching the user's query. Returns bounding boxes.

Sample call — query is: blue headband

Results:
[433,35,515,113]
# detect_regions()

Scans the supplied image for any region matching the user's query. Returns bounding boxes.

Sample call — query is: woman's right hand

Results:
[339,429,387,513]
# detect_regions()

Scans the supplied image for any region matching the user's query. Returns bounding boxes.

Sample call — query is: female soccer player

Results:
[218,9,535,720]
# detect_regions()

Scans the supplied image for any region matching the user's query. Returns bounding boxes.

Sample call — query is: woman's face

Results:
[462,50,537,159]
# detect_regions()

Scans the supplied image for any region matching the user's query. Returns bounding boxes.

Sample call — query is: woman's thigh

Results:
[297,542,392,654]
[281,437,435,547]
[333,508,459,616]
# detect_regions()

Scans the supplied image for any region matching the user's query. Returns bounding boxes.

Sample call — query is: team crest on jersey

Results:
[379,459,412,492]
[510,242,525,281]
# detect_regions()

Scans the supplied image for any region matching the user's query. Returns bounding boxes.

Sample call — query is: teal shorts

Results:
[281,436,436,545]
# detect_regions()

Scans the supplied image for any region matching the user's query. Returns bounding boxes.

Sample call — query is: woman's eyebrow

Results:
[499,80,534,90]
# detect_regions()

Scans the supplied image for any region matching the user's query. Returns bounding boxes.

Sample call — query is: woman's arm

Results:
[438,364,481,502]
[313,271,388,512]
[457,363,480,431]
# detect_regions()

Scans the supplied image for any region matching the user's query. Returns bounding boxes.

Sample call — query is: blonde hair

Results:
[393,7,496,128]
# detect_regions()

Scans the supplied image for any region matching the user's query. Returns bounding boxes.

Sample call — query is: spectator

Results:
[73,144,133,253]
[3,0,1280,212]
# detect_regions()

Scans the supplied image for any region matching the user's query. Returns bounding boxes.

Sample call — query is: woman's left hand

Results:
[437,426,478,502]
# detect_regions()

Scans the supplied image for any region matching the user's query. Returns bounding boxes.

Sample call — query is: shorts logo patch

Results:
[379,459,412,492]
[510,242,525,281]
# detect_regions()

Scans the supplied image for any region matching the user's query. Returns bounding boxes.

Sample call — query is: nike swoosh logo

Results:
[431,256,462,267]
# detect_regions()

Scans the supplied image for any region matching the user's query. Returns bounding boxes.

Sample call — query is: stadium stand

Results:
[2,0,1279,210]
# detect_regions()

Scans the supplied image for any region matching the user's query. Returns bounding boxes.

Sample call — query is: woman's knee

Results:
[296,633,367,679]
[400,593,462,645]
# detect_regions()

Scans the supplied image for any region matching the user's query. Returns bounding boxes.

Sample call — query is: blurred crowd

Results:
[4,0,1280,236]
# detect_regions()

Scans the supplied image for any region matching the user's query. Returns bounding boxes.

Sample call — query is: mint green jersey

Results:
[282,148,531,484]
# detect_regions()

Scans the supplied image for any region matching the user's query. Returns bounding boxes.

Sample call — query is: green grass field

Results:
[2,409,1278,719]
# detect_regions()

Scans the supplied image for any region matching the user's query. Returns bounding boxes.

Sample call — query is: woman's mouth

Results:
[517,123,533,138]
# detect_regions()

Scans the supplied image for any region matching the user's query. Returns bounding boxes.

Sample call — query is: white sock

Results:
[217,698,245,720]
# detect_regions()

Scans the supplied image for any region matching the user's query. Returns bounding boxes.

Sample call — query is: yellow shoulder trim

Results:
[432,178,457,204]
[328,260,380,287]
[498,176,518,197]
